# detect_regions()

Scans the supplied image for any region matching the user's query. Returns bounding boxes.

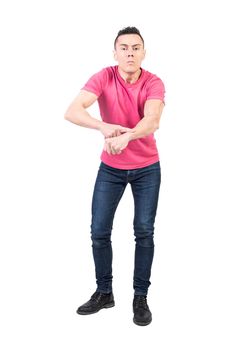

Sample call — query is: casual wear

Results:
[91,161,161,296]
[82,65,165,169]
[133,295,152,326]
[77,65,165,324]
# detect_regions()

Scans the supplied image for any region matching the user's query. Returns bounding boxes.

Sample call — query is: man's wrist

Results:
[126,131,135,141]
[96,120,105,131]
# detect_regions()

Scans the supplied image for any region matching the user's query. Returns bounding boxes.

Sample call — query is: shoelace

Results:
[134,296,148,309]
[91,292,101,302]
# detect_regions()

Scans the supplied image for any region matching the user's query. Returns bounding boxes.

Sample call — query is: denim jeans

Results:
[90,161,161,296]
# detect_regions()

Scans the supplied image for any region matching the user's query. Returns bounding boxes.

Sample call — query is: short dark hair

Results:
[114,26,144,48]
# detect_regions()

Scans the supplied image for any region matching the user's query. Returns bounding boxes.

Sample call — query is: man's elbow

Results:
[64,106,82,123]
[64,102,84,121]
[64,113,81,125]
[64,112,73,122]
[152,120,160,133]
[64,106,72,121]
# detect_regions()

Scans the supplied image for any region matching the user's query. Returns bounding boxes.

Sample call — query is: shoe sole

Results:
[76,301,115,315]
[133,317,152,326]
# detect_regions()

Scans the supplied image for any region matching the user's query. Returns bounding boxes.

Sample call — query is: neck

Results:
[118,67,142,84]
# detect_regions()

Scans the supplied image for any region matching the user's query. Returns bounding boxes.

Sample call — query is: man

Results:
[64,26,165,326]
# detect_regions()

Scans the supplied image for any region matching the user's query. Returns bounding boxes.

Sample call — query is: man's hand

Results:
[104,132,132,155]
[99,122,131,138]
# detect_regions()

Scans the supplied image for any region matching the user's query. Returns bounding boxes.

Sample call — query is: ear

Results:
[113,50,117,61]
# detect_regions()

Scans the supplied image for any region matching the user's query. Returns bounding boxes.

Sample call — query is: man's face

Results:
[113,34,146,73]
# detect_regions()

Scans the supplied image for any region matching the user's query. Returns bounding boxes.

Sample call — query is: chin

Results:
[125,66,138,74]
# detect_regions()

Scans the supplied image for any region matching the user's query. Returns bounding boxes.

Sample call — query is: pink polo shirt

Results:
[82,65,165,169]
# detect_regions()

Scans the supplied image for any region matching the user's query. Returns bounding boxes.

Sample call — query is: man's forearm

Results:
[128,116,159,141]
[64,107,103,130]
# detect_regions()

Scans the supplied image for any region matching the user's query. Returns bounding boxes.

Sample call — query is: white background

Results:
[0,0,234,349]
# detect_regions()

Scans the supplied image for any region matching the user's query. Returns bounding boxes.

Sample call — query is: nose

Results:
[126,47,134,57]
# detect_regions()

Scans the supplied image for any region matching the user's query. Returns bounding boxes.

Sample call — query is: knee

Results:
[91,218,112,235]
[91,220,112,235]
[135,235,154,248]
[134,224,154,247]
[91,235,111,249]
[91,224,112,249]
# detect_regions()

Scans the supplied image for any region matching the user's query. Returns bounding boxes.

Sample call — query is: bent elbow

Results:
[153,122,159,133]
[64,113,71,121]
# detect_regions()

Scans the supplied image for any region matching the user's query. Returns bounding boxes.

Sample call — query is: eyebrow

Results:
[119,44,142,47]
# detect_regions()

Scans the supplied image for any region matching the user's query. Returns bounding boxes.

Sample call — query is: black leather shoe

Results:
[133,295,152,326]
[76,291,115,315]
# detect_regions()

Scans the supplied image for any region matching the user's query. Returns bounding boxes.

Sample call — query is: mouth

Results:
[127,61,134,64]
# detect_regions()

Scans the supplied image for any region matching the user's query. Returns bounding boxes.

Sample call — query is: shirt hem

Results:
[100,155,160,170]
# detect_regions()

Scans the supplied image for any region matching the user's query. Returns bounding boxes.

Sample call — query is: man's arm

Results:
[64,90,102,129]
[104,99,164,154]
[64,90,130,138]
[128,99,164,141]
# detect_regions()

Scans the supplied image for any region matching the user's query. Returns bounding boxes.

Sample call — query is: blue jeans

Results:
[90,161,161,296]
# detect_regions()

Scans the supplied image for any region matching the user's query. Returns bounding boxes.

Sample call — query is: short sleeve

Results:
[81,68,108,98]
[146,75,165,104]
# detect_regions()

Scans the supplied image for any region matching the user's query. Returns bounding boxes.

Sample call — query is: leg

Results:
[90,162,127,293]
[130,162,161,295]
